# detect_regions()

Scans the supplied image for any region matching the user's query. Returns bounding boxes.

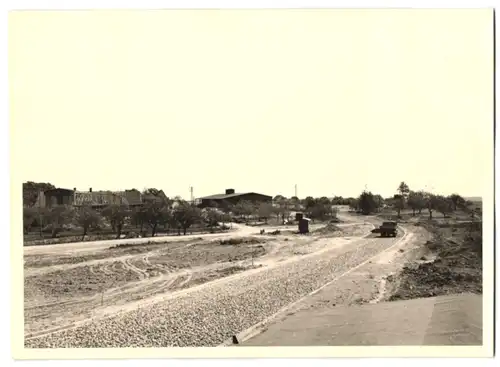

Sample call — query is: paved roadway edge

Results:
[218,223,410,347]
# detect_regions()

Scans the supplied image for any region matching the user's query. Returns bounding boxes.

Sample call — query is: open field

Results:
[24,225,230,246]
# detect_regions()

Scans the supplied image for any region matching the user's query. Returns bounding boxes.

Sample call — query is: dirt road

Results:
[24,223,256,256]
[24,212,421,348]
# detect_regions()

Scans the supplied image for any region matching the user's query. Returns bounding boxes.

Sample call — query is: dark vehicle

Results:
[371,221,398,237]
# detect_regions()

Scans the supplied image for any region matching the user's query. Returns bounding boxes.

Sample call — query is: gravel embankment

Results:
[25,236,402,348]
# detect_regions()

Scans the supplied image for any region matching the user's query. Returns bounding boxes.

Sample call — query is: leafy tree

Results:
[392,194,405,218]
[233,200,256,223]
[303,196,316,211]
[218,200,233,216]
[203,208,220,230]
[397,181,410,199]
[75,206,102,240]
[273,195,286,206]
[407,191,426,216]
[309,203,336,221]
[142,188,168,202]
[332,196,344,205]
[289,196,301,211]
[131,206,147,233]
[448,193,465,212]
[278,200,292,224]
[258,203,274,224]
[102,204,130,239]
[435,195,453,218]
[317,196,330,205]
[272,195,290,223]
[373,194,384,211]
[23,181,56,207]
[357,191,378,215]
[423,192,439,220]
[348,198,359,211]
[47,205,75,238]
[143,201,171,237]
[23,207,38,234]
[174,201,202,235]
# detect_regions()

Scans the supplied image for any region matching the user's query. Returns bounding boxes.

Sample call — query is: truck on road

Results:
[371,221,398,237]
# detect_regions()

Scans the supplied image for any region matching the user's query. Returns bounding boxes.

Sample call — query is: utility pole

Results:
[295,184,297,198]
[190,186,194,203]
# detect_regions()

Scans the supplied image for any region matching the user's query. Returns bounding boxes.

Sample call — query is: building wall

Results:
[124,190,142,205]
[200,193,272,208]
[43,190,74,208]
[232,193,272,204]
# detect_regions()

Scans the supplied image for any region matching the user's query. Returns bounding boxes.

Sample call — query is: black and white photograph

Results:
[7,1,494,360]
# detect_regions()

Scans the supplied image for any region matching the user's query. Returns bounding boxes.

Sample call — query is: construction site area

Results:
[23,204,483,348]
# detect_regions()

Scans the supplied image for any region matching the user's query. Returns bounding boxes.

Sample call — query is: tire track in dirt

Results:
[24,219,369,339]
[24,254,140,277]
[122,258,149,279]
[28,234,371,340]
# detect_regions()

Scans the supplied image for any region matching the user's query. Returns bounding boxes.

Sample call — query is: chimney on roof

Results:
[225,188,235,195]
[73,188,76,192]
[89,187,92,192]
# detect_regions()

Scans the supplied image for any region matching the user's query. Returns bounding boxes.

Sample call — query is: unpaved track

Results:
[24,222,329,256]
[24,223,255,255]
[24,225,370,338]
[25,218,416,348]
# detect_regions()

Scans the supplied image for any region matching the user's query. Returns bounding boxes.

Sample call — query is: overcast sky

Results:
[10,9,493,199]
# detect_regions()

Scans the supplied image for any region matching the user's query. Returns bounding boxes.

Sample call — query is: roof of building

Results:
[43,188,74,194]
[198,192,272,200]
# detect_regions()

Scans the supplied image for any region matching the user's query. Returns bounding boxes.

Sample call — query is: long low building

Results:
[197,188,272,208]
[33,187,144,210]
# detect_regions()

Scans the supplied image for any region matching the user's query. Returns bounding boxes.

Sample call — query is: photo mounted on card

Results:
[8,4,494,360]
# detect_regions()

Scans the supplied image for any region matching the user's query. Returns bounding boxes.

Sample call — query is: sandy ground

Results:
[24,213,372,339]
[24,206,447,348]
[241,212,482,347]
[230,222,431,345]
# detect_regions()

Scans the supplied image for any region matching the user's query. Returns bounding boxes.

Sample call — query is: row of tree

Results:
[23,194,341,240]
[349,181,478,219]
[230,196,338,224]
[23,193,227,240]
[23,182,478,240]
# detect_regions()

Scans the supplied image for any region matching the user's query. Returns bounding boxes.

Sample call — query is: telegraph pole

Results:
[295,184,297,198]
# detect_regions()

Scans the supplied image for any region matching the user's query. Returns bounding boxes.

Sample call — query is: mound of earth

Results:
[389,221,482,301]
[314,223,342,234]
